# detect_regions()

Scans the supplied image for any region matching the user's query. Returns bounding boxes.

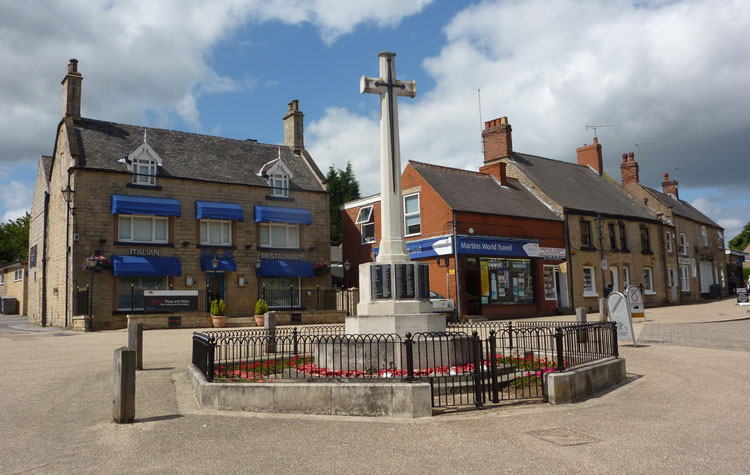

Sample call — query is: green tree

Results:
[728,221,750,251]
[327,162,360,246]
[0,213,30,264]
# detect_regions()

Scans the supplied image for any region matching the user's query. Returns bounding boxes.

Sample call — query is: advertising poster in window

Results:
[480,258,534,305]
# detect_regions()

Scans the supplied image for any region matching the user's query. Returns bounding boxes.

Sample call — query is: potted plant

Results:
[254,298,268,326]
[210,298,227,328]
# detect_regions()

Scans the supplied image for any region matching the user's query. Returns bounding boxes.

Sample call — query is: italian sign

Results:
[143,290,199,312]
[607,292,637,347]
[626,285,645,319]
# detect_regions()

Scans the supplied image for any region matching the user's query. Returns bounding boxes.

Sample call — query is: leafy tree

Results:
[0,213,30,264]
[728,221,750,251]
[327,162,360,246]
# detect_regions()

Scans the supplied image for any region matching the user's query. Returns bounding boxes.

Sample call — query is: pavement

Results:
[1,298,749,474]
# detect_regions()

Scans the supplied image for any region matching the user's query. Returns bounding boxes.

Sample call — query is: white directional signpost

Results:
[625,285,645,319]
[607,292,637,347]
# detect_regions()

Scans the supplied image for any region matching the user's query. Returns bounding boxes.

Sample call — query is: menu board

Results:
[370,264,392,299]
[395,264,416,299]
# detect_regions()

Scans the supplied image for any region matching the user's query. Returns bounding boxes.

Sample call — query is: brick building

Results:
[342,160,567,319]
[0,260,28,315]
[27,60,330,330]
[621,160,726,302]
[488,117,668,312]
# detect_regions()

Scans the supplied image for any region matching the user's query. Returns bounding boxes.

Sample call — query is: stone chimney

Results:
[479,161,508,186]
[661,172,679,198]
[482,117,512,165]
[576,137,603,175]
[620,152,639,185]
[61,59,83,119]
[283,99,304,151]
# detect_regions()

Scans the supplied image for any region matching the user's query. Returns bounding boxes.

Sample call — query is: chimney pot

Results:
[622,153,628,163]
[664,172,669,180]
[628,152,635,162]
[68,59,78,73]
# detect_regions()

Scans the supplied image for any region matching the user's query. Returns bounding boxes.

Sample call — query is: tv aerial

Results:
[585,123,612,138]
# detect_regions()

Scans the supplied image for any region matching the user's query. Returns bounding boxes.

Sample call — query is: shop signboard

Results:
[456,236,540,257]
[143,290,199,312]
[373,235,453,259]
[607,292,637,347]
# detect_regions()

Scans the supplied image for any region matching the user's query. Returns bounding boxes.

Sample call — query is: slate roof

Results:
[509,153,656,220]
[409,161,561,221]
[68,118,326,192]
[644,187,721,228]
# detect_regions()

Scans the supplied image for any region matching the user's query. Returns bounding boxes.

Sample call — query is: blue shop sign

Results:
[456,236,540,258]
[372,235,453,259]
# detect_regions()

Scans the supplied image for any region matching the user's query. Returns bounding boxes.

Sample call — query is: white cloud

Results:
[1,208,28,223]
[0,181,32,222]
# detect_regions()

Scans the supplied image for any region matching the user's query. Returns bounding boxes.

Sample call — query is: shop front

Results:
[112,255,182,312]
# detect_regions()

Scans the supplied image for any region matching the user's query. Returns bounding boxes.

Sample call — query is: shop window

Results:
[619,223,628,251]
[480,258,535,305]
[403,193,421,236]
[118,215,168,243]
[608,223,618,250]
[270,173,289,198]
[355,205,374,244]
[643,267,655,294]
[14,269,23,281]
[623,267,630,288]
[131,156,157,186]
[200,219,231,246]
[583,267,597,297]
[580,220,592,248]
[116,276,167,311]
[679,233,688,255]
[261,277,300,309]
[665,231,673,253]
[260,223,299,249]
[640,227,651,253]
[680,265,690,291]
[543,265,557,301]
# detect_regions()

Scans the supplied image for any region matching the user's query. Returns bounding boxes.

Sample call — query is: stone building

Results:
[27,60,330,330]
[342,160,567,319]
[0,260,28,315]
[621,160,726,301]
[487,117,667,312]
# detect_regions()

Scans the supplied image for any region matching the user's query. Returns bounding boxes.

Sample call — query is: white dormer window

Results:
[124,134,162,187]
[260,152,294,198]
[270,173,289,197]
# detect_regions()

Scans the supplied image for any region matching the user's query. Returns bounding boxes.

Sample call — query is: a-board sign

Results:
[143,290,199,312]
[626,285,645,319]
[607,292,637,347]
[737,288,748,304]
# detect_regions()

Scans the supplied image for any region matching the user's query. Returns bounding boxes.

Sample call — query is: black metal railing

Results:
[262,286,353,312]
[191,321,618,408]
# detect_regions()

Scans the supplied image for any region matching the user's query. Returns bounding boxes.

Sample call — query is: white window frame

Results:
[118,215,168,243]
[543,265,557,301]
[270,173,289,198]
[701,226,708,247]
[0,273,5,285]
[680,265,691,291]
[356,205,375,244]
[665,231,673,253]
[14,269,23,282]
[679,233,688,256]
[200,219,232,246]
[643,267,655,294]
[717,231,724,249]
[132,156,157,186]
[582,266,597,297]
[403,193,421,237]
[260,222,299,249]
[623,267,630,288]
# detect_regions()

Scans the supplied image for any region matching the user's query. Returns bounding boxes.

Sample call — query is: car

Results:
[430,290,457,322]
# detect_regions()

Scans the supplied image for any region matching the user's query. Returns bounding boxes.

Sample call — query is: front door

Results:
[668,268,678,302]
[699,261,713,293]
[206,272,225,311]
[610,266,619,293]
[557,268,570,309]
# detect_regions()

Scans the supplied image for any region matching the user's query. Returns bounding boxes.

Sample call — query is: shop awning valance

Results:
[112,255,182,276]
[200,257,237,272]
[258,259,313,277]
[112,195,181,217]
[195,201,244,221]
[254,205,312,225]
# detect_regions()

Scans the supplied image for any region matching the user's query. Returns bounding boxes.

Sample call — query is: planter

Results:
[254,314,264,327]
[212,315,227,328]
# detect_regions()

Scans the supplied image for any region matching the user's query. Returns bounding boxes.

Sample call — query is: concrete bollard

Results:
[113,347,136,424]
[598,298,609,322]
[575,307,587,323]
[128,321,143,370]
[264,311,277,353]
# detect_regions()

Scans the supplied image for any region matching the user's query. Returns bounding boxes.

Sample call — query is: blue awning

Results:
[254,205,312,225]
[200,257,237,272]
[112,256,182,276]
[258,259,313,277]
[112,195,181,217]
[195,201,244,221]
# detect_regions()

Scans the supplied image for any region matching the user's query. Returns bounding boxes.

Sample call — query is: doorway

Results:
[609,266,619,293]
[668,268,678,302]
[206,272,225,311]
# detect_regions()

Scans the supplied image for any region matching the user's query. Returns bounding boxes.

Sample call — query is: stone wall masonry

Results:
[545,357,626,404]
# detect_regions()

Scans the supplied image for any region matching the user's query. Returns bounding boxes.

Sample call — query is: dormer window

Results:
[132,156,156,186]
[270,173,289,197]
[260,150,294,199]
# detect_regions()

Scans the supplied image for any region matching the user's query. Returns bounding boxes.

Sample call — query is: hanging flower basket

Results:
[313,261,330,276]
[82,254,111,272]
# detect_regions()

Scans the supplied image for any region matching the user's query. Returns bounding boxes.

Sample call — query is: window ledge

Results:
[361,241,375,246]
[258,246,304,252]
[404,233,421,238]
[641,250,654,255]
[580,246,597,251]
[197,244,236,249]
[644,290,657,295]
[583,291,599,297]
[620,248,631,253]
[126,183,162,190]
[265,195,294,202]
[113,241,174,247]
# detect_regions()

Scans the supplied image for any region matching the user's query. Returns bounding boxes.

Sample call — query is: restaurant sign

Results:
[143,290,199,312]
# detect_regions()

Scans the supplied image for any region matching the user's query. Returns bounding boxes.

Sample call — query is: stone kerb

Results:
[544,357,626,404]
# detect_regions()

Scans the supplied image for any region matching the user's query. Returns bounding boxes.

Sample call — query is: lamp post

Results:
[594,214,607,297]
[61,184,74,329]
[344,260,351,289]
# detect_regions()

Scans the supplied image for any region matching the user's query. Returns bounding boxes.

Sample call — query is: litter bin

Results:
[709,284,721,299]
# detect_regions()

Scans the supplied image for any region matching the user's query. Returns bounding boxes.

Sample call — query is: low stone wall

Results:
[544,357,626,404]
[189,364,432,418]
[267,310,346,325]
[127,313,212,330]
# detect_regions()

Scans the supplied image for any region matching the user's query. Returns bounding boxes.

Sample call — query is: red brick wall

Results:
[576,138,603,175]
[620,152,639,185]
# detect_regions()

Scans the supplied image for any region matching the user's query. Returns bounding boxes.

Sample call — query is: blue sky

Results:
[1,0,749,240]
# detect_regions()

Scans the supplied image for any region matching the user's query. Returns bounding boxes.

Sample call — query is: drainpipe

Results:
[452,211,462,319]
[564,214,575,311]
[64,168,73,329]
[41,192,49,327]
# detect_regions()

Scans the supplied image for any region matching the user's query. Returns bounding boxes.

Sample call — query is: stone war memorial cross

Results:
[346,52,446,336]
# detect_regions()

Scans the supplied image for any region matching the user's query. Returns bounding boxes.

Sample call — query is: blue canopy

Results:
[254,205,312,225]
[112,195,181,217]
[200,257,237,272]
[258,259,313,277]
[112,255,182,276]
[195,201,244,221]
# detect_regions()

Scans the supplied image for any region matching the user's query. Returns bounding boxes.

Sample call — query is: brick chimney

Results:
[620,152,639,185]
[283,99,304,151]
[661,172,679,198]
[576,137,603,175]
[482,117,512,165]
[479,161,508,186]
[61,59,82,119]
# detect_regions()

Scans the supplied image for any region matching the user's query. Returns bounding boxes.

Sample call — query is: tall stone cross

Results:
[360,52,416,263]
